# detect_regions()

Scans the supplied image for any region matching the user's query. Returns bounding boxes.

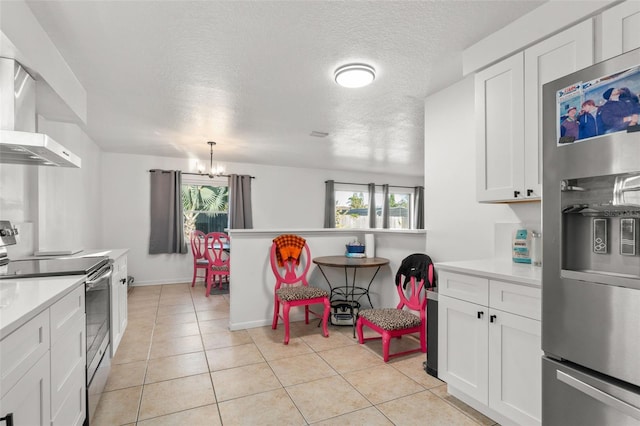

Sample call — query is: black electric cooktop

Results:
[0,256,109,280]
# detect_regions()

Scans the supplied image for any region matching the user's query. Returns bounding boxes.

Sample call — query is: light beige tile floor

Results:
[93,282,498,425]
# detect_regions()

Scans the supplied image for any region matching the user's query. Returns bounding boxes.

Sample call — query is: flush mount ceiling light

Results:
[334,64,376,88]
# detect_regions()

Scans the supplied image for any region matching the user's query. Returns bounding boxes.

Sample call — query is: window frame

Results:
[333,184,413,230]
[182,175,230,239]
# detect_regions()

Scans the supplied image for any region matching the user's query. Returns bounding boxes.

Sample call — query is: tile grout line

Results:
[133,286,160,424]
[191,282,226,425]
[121,284,489,425]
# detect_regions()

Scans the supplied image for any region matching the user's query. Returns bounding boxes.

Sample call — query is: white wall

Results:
[100,152,424,285]
[424,75,541,263]
[0,164,38,258]
[0,120,102,258]
[36,117,103,253]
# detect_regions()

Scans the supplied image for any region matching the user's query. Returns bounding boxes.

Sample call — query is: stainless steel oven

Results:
[84,262,112,424]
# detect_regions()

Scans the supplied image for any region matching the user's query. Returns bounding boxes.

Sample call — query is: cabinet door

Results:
[110,255,129,357]
[0,310,50,396]
[475,52,525,202]
[438,295,489,404]
[602,0,640,60]
[118,257,128,341]
[488,309,542,426]
[110,264,121,357]
[523,20,594,198]
[0,353,51,426]
[51,314,86,426]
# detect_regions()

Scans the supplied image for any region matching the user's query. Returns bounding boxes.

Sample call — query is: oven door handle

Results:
[86,267,113,290]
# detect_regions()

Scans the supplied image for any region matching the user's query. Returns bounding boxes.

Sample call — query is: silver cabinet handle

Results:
[557,370,640,421]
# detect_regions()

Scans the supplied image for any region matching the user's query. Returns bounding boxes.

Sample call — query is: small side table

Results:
[312,256,390,336]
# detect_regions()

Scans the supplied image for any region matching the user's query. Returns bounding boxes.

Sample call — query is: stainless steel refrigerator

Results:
[542,47,640,425]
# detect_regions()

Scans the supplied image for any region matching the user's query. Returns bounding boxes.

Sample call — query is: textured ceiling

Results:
[26,1,544,177]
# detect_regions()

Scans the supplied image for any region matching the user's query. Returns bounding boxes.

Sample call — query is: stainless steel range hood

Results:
[0,58,81,168]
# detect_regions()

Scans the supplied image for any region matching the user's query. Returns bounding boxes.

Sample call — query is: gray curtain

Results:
[368,183,376,228]
[414,186,425,229]
[229,174,253,229]
[381,184,390,229]
[149,170,187,254]
[324,180,336,228]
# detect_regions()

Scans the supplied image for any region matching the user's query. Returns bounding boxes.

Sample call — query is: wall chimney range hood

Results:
[0,58,81,168]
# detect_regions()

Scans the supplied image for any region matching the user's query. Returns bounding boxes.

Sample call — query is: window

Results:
[182,175,229,240]
[388,190,411,230]
[334,184,412,230]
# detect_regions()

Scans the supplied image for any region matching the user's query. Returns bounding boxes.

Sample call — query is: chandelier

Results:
[196,141,225,178]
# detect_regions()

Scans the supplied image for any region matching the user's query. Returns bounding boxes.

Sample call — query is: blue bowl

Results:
[346,244,365,254]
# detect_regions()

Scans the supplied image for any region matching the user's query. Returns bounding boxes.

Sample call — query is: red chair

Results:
[204,232,230,297]
[190,230,209,287]
[356,254,434,362]
[270,236,330,344]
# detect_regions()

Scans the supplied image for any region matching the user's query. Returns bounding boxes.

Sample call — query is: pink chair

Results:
[270,239,330,344]
[190,230,209,287]
[356,254,434,362]
[204,232,230,297]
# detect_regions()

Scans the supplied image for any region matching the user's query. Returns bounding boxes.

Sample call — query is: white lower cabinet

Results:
[110,252,128,356]
[0,352,51,426]
[439,295,489,403]
[50,311,86,426]
[0,284,86,426]
[438,270,542,426]
[488,309,542,426]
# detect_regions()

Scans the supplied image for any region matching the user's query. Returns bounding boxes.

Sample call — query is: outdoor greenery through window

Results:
[182,176,229,241]
[334,185,411,229]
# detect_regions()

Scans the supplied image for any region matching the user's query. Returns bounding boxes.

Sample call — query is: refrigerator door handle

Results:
[557,370,640,421]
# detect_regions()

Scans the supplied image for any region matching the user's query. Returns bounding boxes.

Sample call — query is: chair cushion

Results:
[358,308,421,331]
[276,286,328,301]
[211,265,229,271]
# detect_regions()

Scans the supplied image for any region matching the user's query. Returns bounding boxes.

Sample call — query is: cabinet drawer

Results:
[50,285,85,344]
[0,310,50,398]
[490,280,541,320]
[438,271,489,305]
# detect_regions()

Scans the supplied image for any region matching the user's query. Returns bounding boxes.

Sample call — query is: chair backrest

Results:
[269,241,311,290]
[204,232,230,267]
[190,230,207,260]
[395,257,434,313]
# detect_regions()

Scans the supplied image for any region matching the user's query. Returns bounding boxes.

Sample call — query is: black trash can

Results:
[425,288,438,377]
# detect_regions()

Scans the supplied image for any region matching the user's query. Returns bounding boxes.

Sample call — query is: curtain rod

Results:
[327,180,421,190]
[149,169,255,179]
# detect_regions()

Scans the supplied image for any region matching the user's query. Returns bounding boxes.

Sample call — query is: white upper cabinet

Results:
[475,53,525,202]
[602,0,640,60]
[523,19,594,199]
[476,19,593,203]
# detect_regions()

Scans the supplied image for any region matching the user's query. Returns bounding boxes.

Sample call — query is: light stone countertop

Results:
[435,258,542,287]
[0,248,129,340]
[0,275,85,339]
